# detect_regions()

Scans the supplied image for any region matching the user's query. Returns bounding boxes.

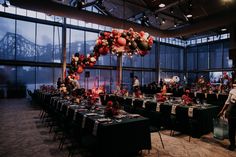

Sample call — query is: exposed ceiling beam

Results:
[159,11,186,22]
[154,0,186,13]
[10,0,236,38]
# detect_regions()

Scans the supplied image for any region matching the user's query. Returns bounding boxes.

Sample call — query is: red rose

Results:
[107,101,113,107]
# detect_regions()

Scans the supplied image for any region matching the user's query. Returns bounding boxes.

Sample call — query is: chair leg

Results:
[58,135,65,150]
[158,131,165,149]
[188,136,191,142]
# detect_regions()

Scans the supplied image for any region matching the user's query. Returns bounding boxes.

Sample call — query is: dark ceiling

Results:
[9,0,236,39]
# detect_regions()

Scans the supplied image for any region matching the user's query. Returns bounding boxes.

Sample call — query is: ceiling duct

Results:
[10,0,236,38]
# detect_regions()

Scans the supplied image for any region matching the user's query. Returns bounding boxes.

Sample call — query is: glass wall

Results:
[0,6,232,95]
[16,20,36,61]
[160,44,184,70]
[0,17,15,60]
[36,24,54,62]
[66,29,85,63]
[186,40,231,84]
[0,17,62,63]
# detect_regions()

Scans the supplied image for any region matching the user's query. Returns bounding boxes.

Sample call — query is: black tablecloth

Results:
[49,95,151,156]
[161,103,218,137]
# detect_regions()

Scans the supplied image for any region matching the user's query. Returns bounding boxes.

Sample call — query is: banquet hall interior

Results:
[0,0,236,157]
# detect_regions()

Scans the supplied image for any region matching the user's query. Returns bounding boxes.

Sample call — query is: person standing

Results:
[159,78,163,88]
[218,83,236,151]
[57,77,62,89]
[132,76,140,93]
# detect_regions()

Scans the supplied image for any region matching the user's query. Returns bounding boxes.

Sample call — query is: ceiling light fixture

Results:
[170,7,174,14]
[189,1,192,7]
[161,18,166,24]
[76,0,85,9]
[159,3,165,8]
[221,28,227,31]
[186,13,192,18]
[155,14,159,19]
[174,22,177,28]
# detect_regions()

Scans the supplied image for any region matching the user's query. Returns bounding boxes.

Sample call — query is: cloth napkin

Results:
[156,103,160,112]
[73,110,77,120]
[188,107,194,117]
[82,115,87,128]
[142,100,147,108]
[92,121,99,136]
[171,104,178,115]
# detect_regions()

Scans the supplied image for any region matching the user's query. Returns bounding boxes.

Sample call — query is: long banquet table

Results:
[108,94,218,138]
[43,93,151,156]
[158,102,218,137]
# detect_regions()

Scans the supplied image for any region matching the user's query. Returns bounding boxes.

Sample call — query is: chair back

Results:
[133,99,144,109]
[145,101,157,112]
[196,93,205,103]
[206,94,217,104]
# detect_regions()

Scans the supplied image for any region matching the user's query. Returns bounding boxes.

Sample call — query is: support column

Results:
[117,54,123,86]
[156,39,161,82]
[62,18,67,80]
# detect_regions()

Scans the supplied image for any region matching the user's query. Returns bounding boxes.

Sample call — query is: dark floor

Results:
[0,98,235,157]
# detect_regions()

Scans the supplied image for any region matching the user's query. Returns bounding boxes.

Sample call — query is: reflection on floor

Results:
[0,99,235,157]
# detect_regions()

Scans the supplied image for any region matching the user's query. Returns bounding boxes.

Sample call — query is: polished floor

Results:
[0,98,235,157]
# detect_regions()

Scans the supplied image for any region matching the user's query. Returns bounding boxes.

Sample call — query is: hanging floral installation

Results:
[67,28,154,80]
[94,28,154,57]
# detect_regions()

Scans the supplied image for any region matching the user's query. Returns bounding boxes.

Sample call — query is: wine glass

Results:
[196,98,200,104]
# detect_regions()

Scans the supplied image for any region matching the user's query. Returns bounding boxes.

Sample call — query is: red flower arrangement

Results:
[67,28,154,80]
[68,52,98,79]
[94,28,154,57]
[181,94,192,105]
[104,101,119,117]
[156,93,166,102]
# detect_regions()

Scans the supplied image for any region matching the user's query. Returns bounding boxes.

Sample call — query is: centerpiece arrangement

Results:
[181,90,193,105]
[104,101,120,117]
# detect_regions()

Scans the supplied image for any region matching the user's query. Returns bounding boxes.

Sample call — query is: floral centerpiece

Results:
[59,83,68,96]
[156,93,166,102]
[196,76,206,92]
[181,90,192,105]
[104,101,119,117]
[113,85,129,96]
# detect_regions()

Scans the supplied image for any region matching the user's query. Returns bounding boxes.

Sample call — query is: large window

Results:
[0,65,16,85]
[187,40,230,71]
[209,42,223,69]
[36,67,54,89]
[223,41,232,68]
[187,47,198,71]
[0,8,160,94]
[197,45,208,70]
[66,29,85,63]
[16,20,36,61]
[54,26,62,63]
[0,17,15,60]
[1,7,232,94]
[17,66,36,91]
[36,24,54,62]
[143,43,156,68]
[160,44,184,70]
